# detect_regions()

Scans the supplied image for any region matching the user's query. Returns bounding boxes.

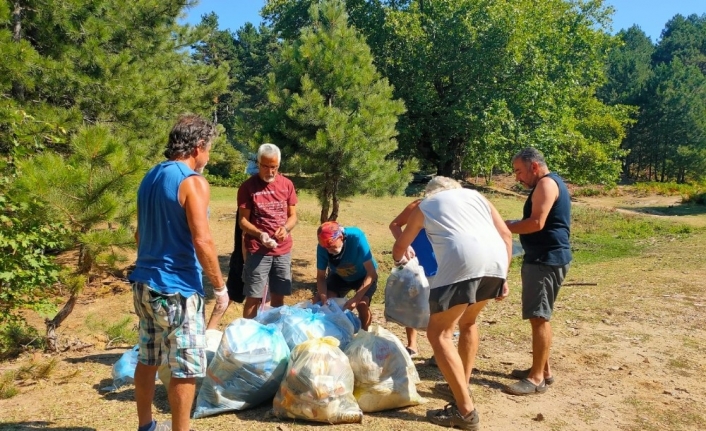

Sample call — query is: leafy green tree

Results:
[264,0,628,184]
[265,0,411,222]
[0,0,227,351]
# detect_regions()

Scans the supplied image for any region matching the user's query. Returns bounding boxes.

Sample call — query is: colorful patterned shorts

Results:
[132,282,206,379]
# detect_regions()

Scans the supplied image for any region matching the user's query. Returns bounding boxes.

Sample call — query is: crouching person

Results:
[315,221,378,331]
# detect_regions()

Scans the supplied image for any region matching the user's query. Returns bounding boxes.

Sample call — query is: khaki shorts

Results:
[132,282,206,379]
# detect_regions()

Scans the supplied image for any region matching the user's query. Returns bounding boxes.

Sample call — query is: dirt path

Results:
[1,191,705,431]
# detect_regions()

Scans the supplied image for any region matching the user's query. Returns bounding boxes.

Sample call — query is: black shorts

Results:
[326,272,377,301]
[429,276,504,314]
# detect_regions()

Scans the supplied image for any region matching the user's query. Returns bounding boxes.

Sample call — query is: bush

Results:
[0,195,66,328]
[683,192,706,205]
[0,321,46,360]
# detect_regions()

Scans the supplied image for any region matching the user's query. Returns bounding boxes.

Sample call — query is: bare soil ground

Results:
[2,180,705,431]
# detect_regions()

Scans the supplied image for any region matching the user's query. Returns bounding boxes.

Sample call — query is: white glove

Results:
[259,232,278,249]
[213,286,230,312]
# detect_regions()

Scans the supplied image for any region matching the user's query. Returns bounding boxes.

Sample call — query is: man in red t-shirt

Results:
[236,143,298,318]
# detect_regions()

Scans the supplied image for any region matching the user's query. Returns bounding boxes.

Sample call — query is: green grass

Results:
[571,206,697,264]
[633,181,704,197]
[85,314,138,346]
[0,322,45,360]
[0,371,18,399]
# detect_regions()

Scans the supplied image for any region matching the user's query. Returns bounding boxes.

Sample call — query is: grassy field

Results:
[1,185,705,431]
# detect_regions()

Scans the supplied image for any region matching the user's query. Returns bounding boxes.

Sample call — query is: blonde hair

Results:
[424,176,462,197]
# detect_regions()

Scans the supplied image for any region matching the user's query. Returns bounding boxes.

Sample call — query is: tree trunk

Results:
[45,292,79,352]
[11,1,24,101]
[78,244,93,274]
[329,193,340,221]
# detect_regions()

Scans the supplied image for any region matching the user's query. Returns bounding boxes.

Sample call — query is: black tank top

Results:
[520,172,572,266]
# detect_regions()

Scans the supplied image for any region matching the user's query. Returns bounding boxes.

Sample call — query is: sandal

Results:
[510,368,555,385]
[426,403,479,430]
[405,346,419,358]
[505,378,548,395]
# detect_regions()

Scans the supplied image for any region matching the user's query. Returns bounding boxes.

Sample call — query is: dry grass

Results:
[1,187,706,431]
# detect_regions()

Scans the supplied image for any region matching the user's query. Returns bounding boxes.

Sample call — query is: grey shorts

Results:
[243,252,292,298]
[429,276,504,314]
[521,262,570,320]
[326,272,377,301]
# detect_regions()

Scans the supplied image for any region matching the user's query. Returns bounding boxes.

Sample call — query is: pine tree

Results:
[265,0,411,222]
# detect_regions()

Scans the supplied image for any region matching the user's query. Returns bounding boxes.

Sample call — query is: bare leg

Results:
[270,293,285,308]
[134,362,158,428]
[427,304,474,416]
[356,297,372,331]
[457,300,488,383]
[406,327,418,352]
[168,377,196,431]
[528,317,552,385]
[242,296,261,319]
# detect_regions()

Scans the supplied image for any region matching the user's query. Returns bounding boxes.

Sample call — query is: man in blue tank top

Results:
[504,148,572,396]
[129,115,229,431]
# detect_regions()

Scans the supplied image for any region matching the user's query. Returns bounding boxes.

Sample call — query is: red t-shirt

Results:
[237,174,298,256]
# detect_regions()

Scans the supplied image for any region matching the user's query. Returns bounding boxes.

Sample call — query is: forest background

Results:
[1,0,705,359]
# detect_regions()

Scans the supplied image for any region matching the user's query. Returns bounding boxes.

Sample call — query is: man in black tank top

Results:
[504,148,572,396]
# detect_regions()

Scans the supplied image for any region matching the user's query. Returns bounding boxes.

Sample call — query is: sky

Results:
[182,0,705,42]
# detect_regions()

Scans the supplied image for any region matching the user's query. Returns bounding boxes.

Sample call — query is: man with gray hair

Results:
[504,147,572,396]
[234,143,298,319]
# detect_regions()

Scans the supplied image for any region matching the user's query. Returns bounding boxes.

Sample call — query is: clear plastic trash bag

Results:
[273,336,363,424]
[192,319,290,418]
[384,257,430,330]
[345,325,424,412]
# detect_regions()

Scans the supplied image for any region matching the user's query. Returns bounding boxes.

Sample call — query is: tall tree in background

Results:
[0,0,227,350]
[264,0,628,185]
[264,0,411,222]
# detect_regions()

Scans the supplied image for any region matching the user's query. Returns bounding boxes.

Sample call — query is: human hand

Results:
[496,281,510,301]
[259,232,278,249]
[213,287,230,312]
[314,292,327,305]
[273,226,288,242]
[404,246,416,260]
[393,255,409,267]
[344,296,361,311]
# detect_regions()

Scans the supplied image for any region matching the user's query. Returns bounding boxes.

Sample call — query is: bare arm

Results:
[392,207,424,262]
[315,269,328,304]
[180,175,225,290]
[506,177,559,234]
[389,199,422,239]
[345,260,377,310]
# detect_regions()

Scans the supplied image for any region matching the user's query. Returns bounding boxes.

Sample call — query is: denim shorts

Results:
[242,252,293,298]
[132,282,206,379]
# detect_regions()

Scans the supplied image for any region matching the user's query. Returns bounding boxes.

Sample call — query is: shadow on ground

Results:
[0,423,95,430]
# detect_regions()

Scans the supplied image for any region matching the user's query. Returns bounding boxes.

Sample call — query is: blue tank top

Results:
[412,228,437,277]
[129,161,204,297]
[520,172,572,266]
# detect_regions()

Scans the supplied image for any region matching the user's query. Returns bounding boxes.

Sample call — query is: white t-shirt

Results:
[419,188,508,289]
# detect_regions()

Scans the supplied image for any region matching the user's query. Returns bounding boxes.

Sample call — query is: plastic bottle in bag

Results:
[273,336,363,424]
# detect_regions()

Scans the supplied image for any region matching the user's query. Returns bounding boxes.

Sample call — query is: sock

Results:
[137,420,156,431]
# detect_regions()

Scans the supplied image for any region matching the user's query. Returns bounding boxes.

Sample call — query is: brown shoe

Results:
[426,403,479,431]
